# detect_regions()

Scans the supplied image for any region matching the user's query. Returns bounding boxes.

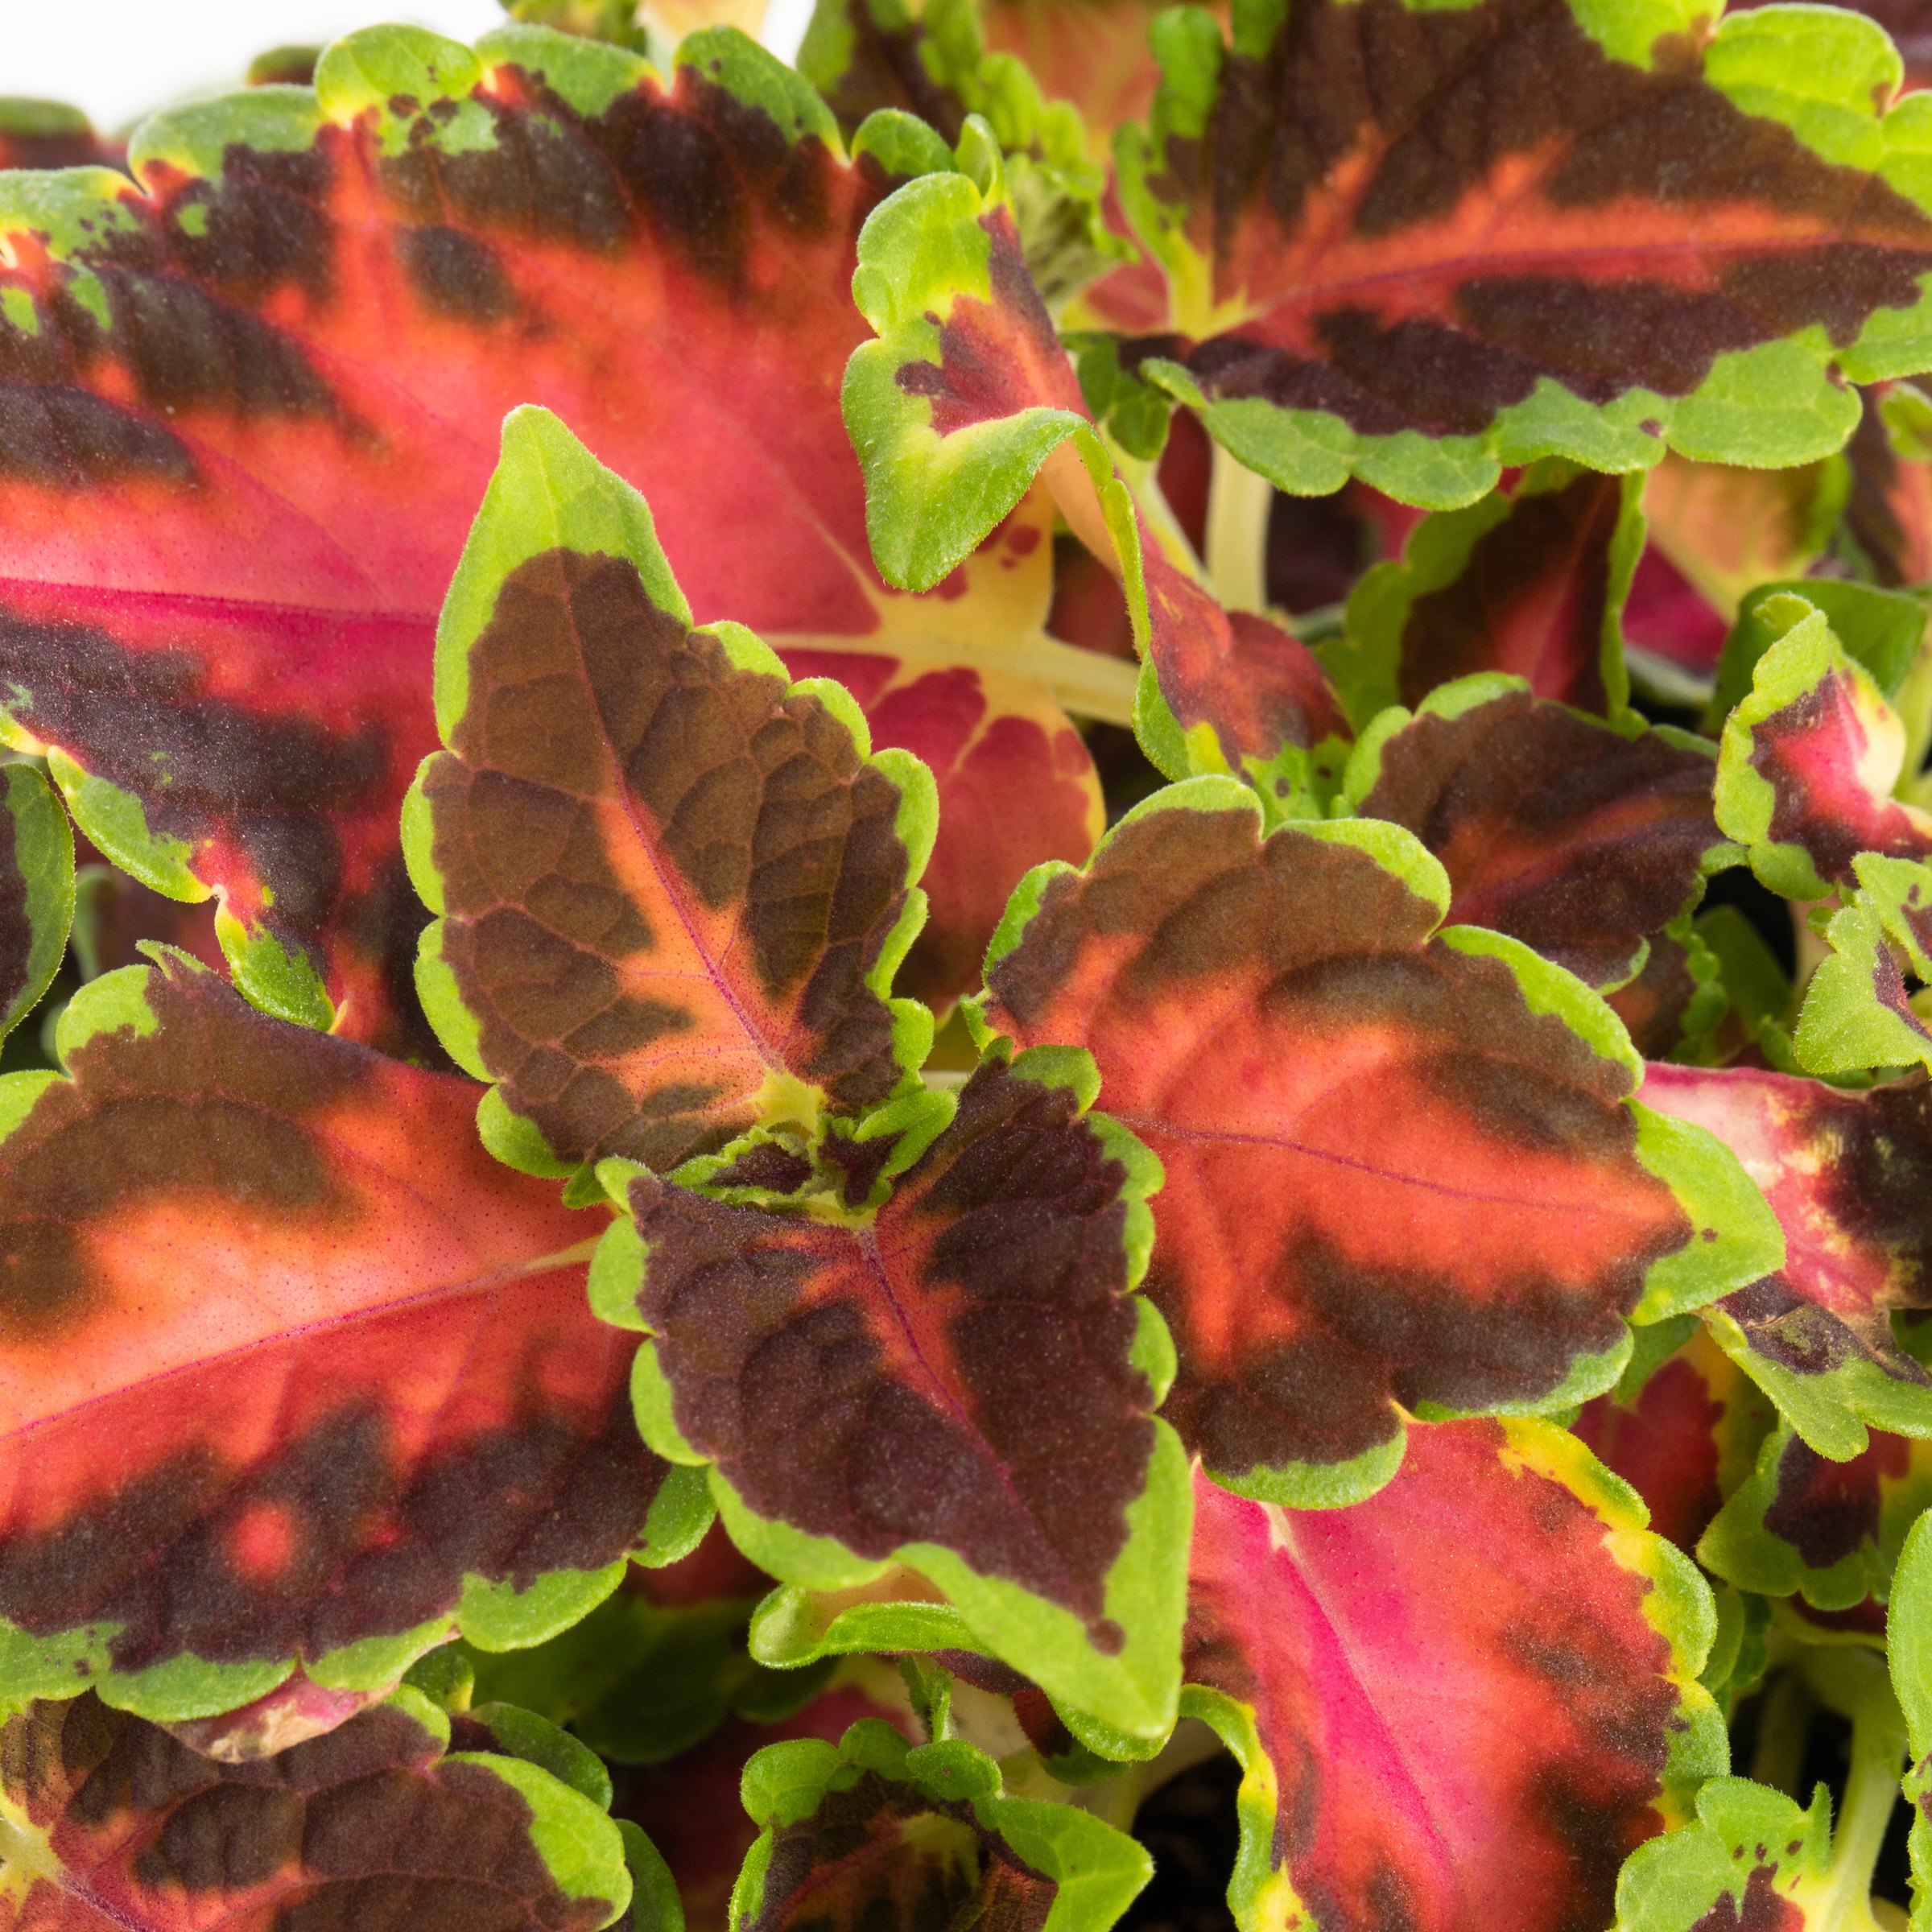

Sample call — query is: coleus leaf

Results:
[408,407,936,1176]
[1610,1774,1844,1932]
[1604,915,1729,1063]
[799,0,1134,309]
[1327,460,1645,729]
[1715,591,1932,900]
[1706,576,1927,733]
[1641,452,1848,653]
[1845,379,1932,587]
[1620,548,1733,706]
[613,1678,913,1929]
[0,950,705,1724]
[842,138,1351,806]
[462,1579,832,1765]
[1572,1321,1775,1558]
[976,0,1181,156]
[1112,0,1932,509]
[1339,675,1732,991]
[1793,853,1932,1080]
[0,24,1123,1056]
[1636,1612,1918,1932]
[68,860,221,989]
[1878,1513,1932,1929]
[1642,1059,1932,1456]
[775,647,1104,1009]
[1732,0,1932,93]
[1699,1418,1932,1612]
[0,1686,635,1931]
[729,1716,1150,1932]
[592,1045,1190,1744]
[0,765,74,1047]
[0,101,120,174]
[969,776,1781,1508]
[1183,1417,1726,1932]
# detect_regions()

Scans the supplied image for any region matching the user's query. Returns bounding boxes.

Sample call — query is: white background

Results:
[0,0,815,135]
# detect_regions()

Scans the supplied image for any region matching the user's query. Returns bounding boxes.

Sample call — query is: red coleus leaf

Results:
[0,23,1122,1053]
[971,778,1779,1505]
[0,1686,634,1931]
[1641,454,1846,653]
[410,407,936,1175]
[844,155,1350,805]
[1331,460,1645,728]
[1340,676,1730,990]
[1572,1323,1774,1558]
[1643,1059,1932,1459]
[594,1045,1188,1743]
[0,950,701,1723]
[1715,592,1932,900]
[1113,0,1932,507]
[1182,1418,1724,1932]
[1620,546,1732,697]
[1700,1418,1932,1612]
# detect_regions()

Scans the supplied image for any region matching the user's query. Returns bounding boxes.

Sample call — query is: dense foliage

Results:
[16,0,1932,1926]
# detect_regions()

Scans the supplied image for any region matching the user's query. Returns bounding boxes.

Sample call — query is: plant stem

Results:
[1204,441,1274,614]
[1801,1648,1911,1932]
[1752,1666,1816,1795]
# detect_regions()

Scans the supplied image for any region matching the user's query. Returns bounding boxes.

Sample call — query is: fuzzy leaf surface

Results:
[973,781,1779,1505]
[1114,0,1932,506]
[601,1050,1187,1741]
[0,1687,633,1930]
[1705,576,1926,732]
[0,952,681,1722]
[1183,1418,1725,1932]
[1611,1775,1837,1932]
[1344,679,1728,990]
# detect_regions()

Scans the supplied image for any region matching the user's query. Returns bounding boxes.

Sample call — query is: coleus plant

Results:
[20,1,1932,1928]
